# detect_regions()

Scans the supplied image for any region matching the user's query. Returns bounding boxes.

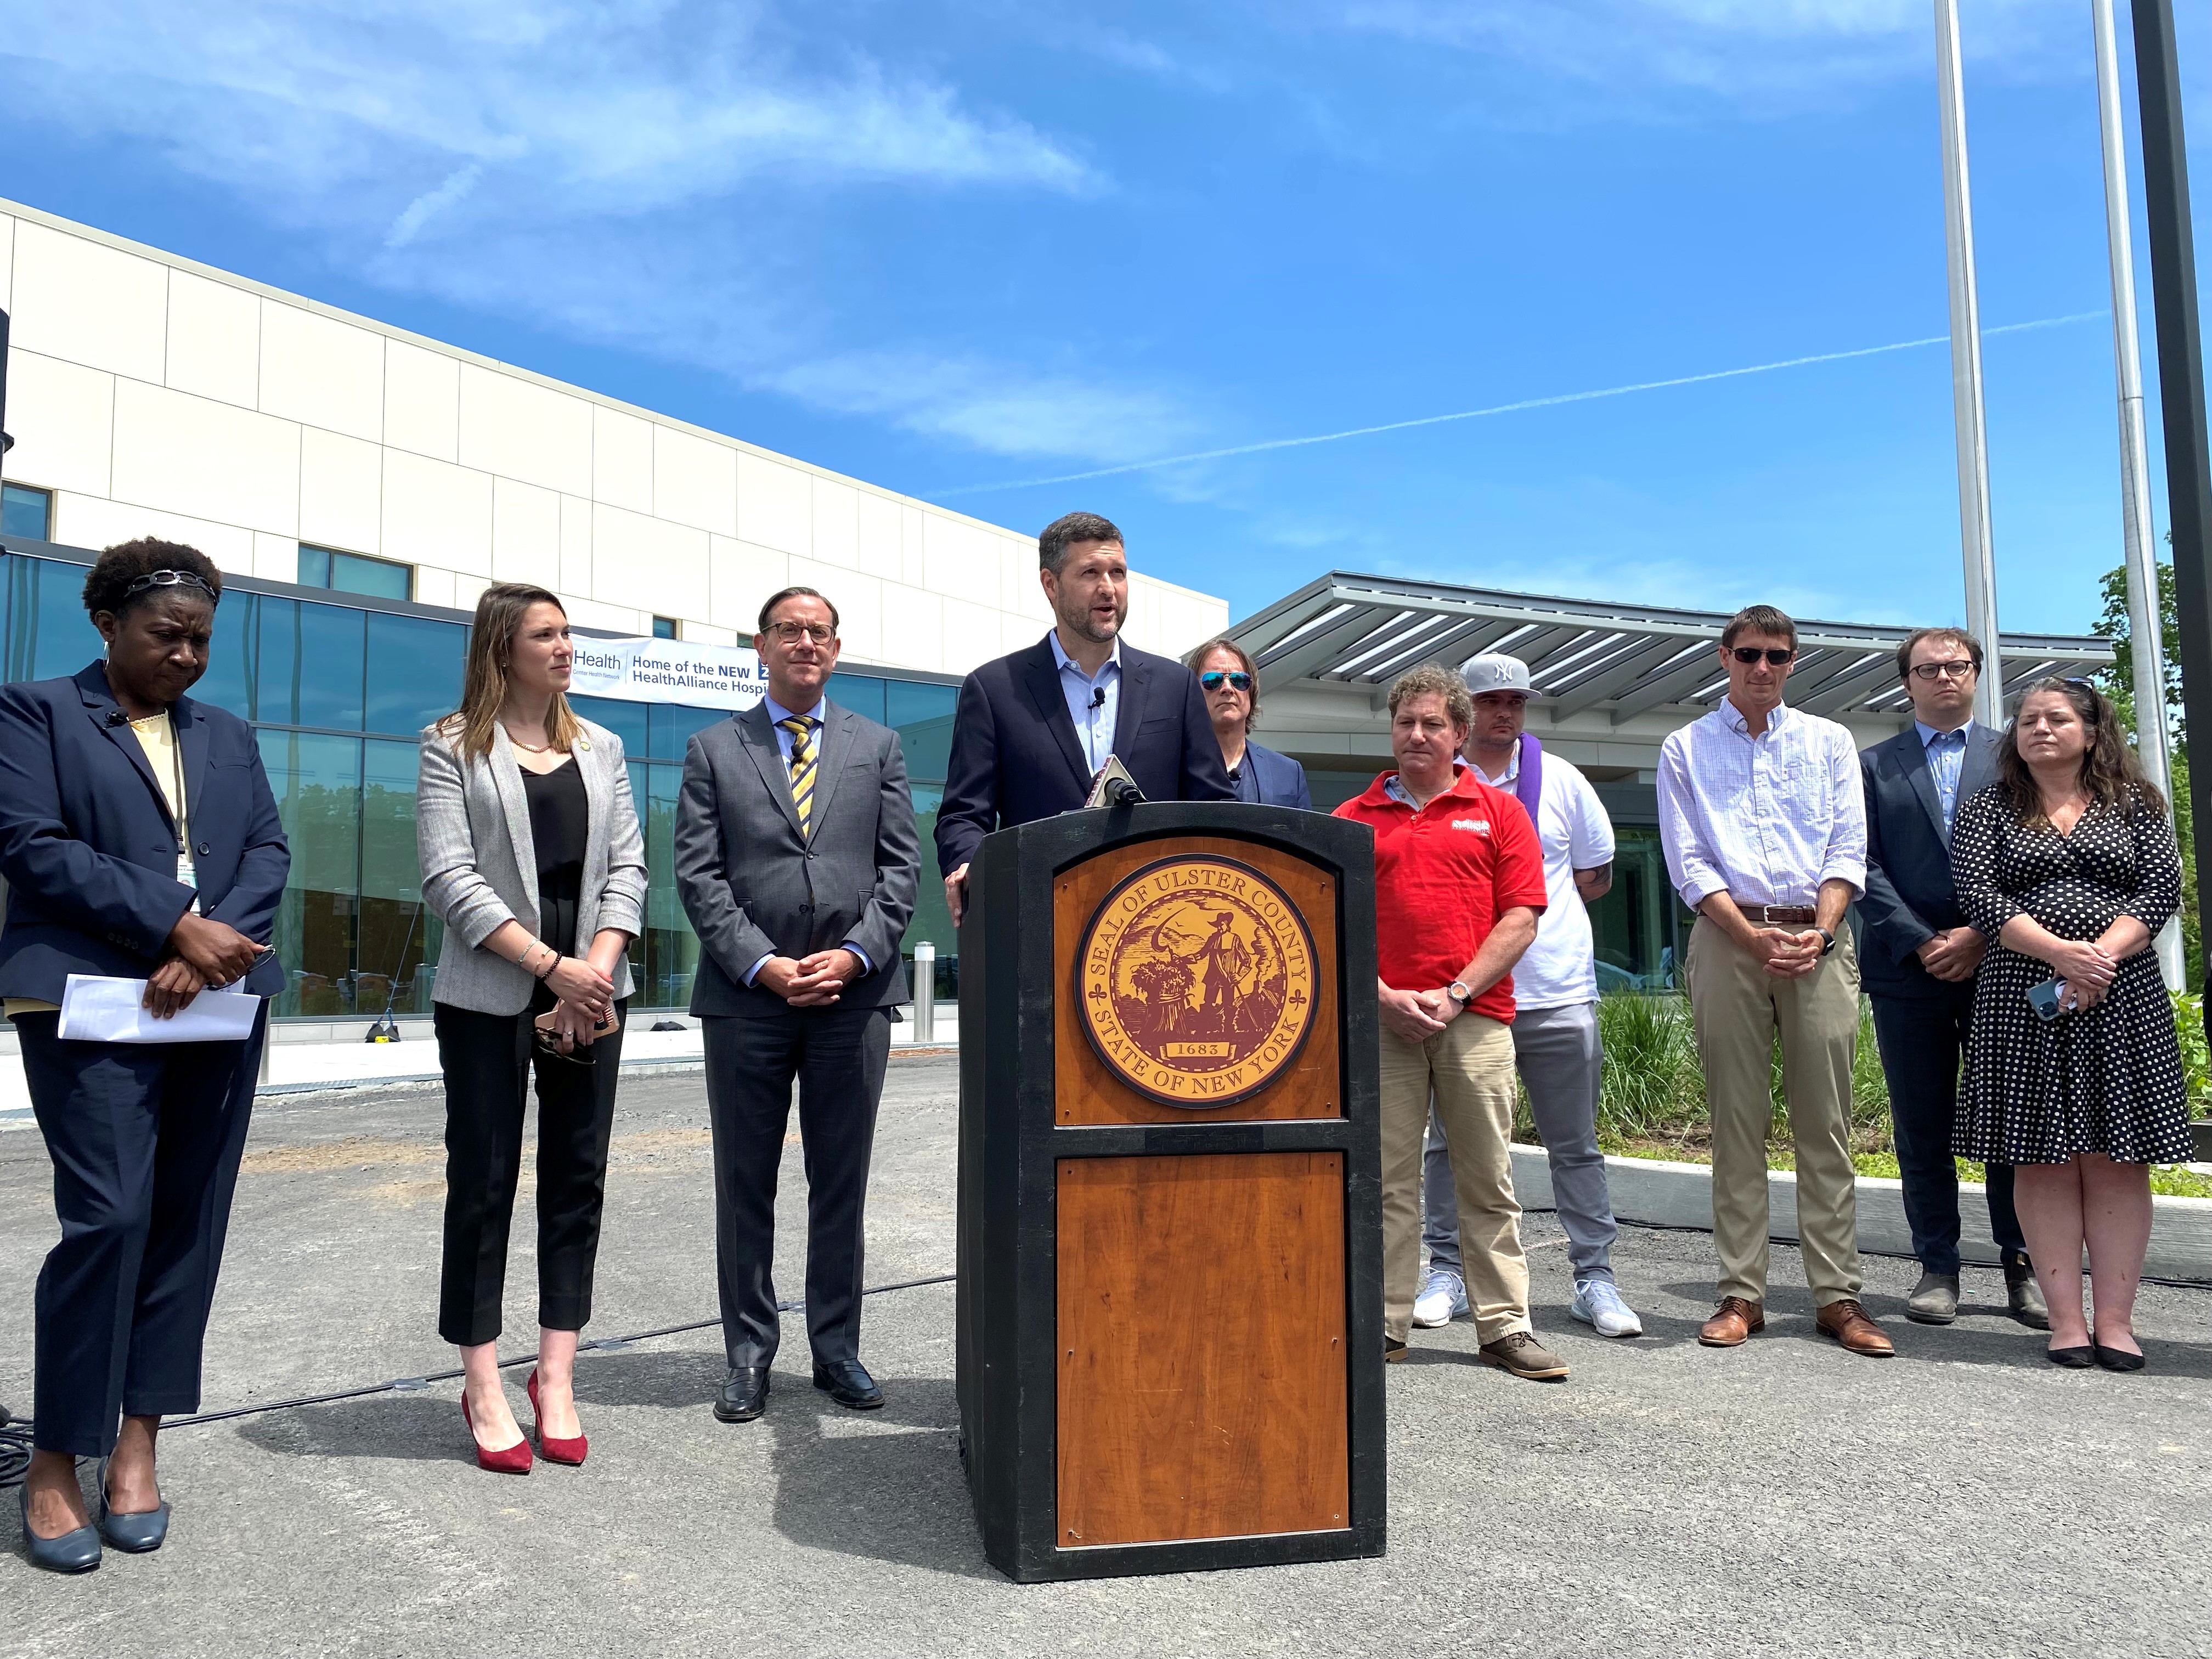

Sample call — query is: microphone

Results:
[1089,686,1106,709]
[105,708,131,727]
[1082,754,1146,810]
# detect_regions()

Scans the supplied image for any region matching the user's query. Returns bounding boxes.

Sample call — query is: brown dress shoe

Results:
[1699,1296,1765,1347]
[1817,1298,1894,1357]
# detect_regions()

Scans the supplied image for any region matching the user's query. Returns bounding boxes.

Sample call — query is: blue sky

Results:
[4,1,2211,636]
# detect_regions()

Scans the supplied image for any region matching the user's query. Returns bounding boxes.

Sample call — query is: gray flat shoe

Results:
[96,1469,170,1554]
[1906,1271,1960,1325]
[20,1482,101,1574]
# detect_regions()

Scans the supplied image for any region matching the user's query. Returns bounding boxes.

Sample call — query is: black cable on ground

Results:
[0,1272,956,1480]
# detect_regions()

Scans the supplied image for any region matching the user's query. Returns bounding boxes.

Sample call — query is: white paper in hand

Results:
[58,975,262,1044]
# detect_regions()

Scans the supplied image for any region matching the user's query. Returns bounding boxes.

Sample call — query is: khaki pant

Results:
[1683,917,1863,1309]
[1379,1012,1528,1344]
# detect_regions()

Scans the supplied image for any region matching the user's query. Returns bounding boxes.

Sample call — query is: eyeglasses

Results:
[122,569,219,602]
[1909,660,1977,681]
[1729,647,1795,667]
[763,620,835,645]
[1199,670,1253,693]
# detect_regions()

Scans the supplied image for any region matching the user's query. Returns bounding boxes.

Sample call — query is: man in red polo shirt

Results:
[1335,664,1564,1380]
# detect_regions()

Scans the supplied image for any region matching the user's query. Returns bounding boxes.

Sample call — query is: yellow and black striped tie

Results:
[780,715,818,836]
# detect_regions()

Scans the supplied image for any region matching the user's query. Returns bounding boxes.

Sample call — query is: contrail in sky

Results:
[933,311,2108,498]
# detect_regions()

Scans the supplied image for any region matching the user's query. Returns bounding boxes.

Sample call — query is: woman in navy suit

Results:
[0,540,288,1573]
[1187,638,1312,810]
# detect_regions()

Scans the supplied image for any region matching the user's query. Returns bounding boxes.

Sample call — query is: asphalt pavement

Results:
[4,1056,2209,1658]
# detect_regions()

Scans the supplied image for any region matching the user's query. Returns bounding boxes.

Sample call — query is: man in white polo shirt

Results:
[1414,653,1641,1338]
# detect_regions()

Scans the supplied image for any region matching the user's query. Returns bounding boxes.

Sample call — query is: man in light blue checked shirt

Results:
[1658,604,1894,1359]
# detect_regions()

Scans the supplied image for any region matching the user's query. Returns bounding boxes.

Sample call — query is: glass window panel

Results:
[887,679,957,781]
[193,590,255,720]
[900,782,957,1000]
[330,550,413,601]
[23,556,99,681]
[571,693,648,759]
[652,615,677,639]
[648,701,725,761]
[259,599,364,730]
[3,483,54,539]
[257,730,362,1018]
[633,759,701,1009]
[358,737,442,1017]
[296,544,332,589]
[825,672,885,726]
[364,612,465,736]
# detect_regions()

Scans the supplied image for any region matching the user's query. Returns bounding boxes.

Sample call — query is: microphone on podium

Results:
[1082,755,1144,810]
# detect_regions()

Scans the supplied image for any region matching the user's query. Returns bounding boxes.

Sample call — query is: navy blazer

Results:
[1857,720,2002,998]
[935,634,1234,876]
[0,662,289,1002]
[1236,738,1313,811]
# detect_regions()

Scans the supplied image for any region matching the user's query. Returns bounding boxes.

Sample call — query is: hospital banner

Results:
[568,635,770,709]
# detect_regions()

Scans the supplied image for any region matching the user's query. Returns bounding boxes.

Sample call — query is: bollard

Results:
[912,941,936,1045]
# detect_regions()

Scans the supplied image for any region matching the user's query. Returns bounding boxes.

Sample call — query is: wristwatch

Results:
[1815,928,1837,957]
[1446,981,1472,1007]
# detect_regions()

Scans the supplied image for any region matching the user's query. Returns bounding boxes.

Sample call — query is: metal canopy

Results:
[1229,573,2116,725]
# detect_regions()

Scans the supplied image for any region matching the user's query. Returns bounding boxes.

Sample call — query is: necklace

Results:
[504,725,555,754]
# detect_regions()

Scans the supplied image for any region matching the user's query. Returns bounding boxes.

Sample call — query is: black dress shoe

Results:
[714,1365,770,1423]
[812,1359,884,1410]
[2093,1343,2146,1373]
[2046,1345,2094,1369]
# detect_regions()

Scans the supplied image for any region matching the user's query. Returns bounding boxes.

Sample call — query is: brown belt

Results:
[1735,904,1818,926]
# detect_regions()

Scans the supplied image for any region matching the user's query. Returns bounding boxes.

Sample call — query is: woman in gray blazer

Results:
[417,583,647,1472]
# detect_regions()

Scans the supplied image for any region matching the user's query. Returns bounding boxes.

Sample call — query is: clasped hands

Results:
[535,955,618,1054]
[1379,983,1463,1042]
[1914,925,1988,984]
[2044,936,2120,1012]
[1750,926,1827,980]
[757,949,865,1008]
[144,911,266,1018]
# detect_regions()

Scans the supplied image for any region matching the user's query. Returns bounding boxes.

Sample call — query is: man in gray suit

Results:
[675,585,921,1423]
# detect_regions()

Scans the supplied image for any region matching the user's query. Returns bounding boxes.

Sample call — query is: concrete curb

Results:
[1508,1143,2212,1284]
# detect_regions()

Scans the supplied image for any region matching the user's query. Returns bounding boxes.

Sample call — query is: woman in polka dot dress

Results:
[1950,678,2188,1373]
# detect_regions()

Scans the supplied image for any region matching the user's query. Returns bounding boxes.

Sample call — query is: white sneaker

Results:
[1412,1268,1469,1329]
[1570,1279,1643,1338]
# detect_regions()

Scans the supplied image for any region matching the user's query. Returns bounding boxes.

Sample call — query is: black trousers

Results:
[703,1004,891,1368]
[1870,982,2027,1275]
[433,990,628,1346]
[17,1008,264,1457]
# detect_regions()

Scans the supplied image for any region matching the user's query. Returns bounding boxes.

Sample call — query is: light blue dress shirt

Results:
[1916,718,1974,837]
[1049,631,1122,777]
[743,694,871,986]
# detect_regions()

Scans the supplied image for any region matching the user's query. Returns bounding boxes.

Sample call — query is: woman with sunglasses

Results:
[1185,639,1311,809]
[417,583,648,1470]
[1949,677,2188,1372]
[1,540,287,1571]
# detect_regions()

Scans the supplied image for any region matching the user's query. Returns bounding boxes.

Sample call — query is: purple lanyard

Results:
[1514,732,1543,820]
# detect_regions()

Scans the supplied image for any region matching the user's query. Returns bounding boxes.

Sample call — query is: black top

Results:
[522,759,588,955]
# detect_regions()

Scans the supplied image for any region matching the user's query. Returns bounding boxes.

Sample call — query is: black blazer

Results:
[1857,720,2002,998]
[675,698,921,1019]
[0,662,289,1002]
[935,634,1234,877]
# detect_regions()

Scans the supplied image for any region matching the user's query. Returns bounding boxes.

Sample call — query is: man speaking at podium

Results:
[936,512,1232,922]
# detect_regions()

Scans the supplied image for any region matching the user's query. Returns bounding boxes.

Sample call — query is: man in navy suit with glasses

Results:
[1859,625,2046,1330]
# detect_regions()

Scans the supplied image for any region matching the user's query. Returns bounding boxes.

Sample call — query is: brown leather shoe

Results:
[1698,1296,1764,1347]
[1816,1298,1895,1357]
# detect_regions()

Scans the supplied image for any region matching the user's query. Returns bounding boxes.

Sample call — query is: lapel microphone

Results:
[105,708,132,728]
[1090,686,1106,709]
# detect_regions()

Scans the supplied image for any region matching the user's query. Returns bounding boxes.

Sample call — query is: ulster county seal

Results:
[1077,855,1316,1108]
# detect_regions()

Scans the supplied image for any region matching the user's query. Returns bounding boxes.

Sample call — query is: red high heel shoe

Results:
[462,1392,533,1474]
[527,1370,589,1466]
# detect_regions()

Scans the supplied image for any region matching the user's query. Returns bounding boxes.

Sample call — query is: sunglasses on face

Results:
[1729,647,1795,667]
[1909,660,1976,681]
[1200,670,1253,692]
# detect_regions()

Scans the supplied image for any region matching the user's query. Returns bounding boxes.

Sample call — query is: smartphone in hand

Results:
[2027,978,2069,1022]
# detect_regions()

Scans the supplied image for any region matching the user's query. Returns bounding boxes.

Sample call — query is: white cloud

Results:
[757,352,1206,461]
[1331,0,2082,105]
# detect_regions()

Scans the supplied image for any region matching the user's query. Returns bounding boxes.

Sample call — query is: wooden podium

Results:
[955,802,1384,1582]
